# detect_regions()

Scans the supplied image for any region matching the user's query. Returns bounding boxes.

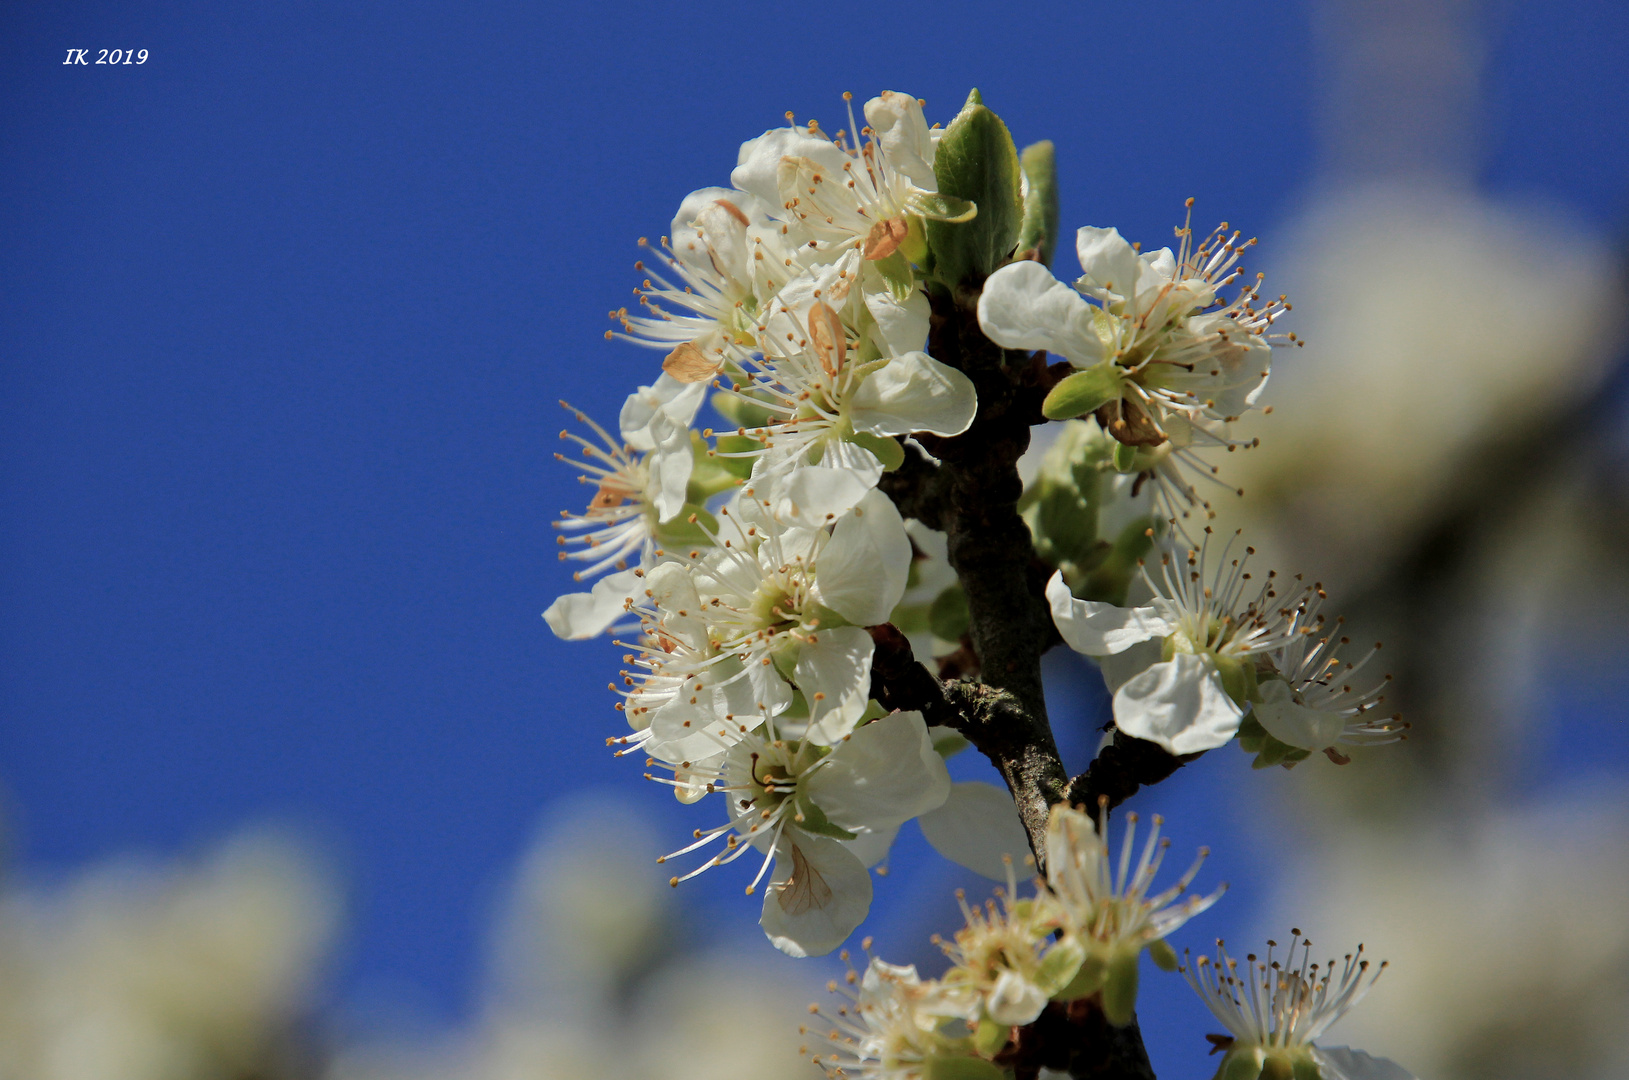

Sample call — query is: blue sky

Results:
[3,1,1627,1075]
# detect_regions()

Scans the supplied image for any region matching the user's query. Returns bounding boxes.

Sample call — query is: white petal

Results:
[804,710,951,831]
[864,91,937,190]
[777,466,871,525]
[645,699,736,764]
[542,567,641,640]
[621,375,706,450]
[760,833,872,958]
[1112,654,1244,754]
[732,128,850,210]
[851,351,978,438]
[796,625,875,745]
[644,410,694,522]
[1097,638,1163,694]
[976,261,1105,366]
[1047,571,1174,655]
[1253,679,1348,751]
[1313,1047,1418,1080]
[814,490,912,627]
[1075,226,1145,306]
[863,276,931,354]
[841,823,899,869]
[986,970,1049,1027]
[917,781,1031,881]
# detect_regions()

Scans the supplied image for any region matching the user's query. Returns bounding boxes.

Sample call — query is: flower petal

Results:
[804,710,951,831]
[796,625,875,745]
[1312,1047,1418,1080]
[864,91,937,191]
[760,833,872,958]
[1253,679,1348,751]
[542,567,641,640]
[863,274,931,354]
[1112,654,1244,754]
[731,128,849,209]
[814,490,912,627]
[1097,638,1164,693]
[851,351,978,438]
[1075,226,1145,306]
[917,781,1032,881]
[976,260,1105,366]
[1047,572,1174,655]
[621,375,706,450]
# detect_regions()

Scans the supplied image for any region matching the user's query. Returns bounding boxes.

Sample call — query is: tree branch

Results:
[1065,732,1200,816]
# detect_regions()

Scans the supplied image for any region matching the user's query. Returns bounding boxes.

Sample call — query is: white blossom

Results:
[1183,933,1415,1080]
[652,710,950,957]
[1046,530,1321,754]
[978,205,1287,443]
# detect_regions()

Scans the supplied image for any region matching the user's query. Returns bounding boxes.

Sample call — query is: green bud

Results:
[1016,140,1060,267]
[973,1017,1010,1058]
[924,1053,1006,1080]
[850,431,906,472]
[928,585,972,643]
[1100,948,1140,1027]
[1042,364,1126,420]
[1146,938,1179,972]
[926,89,1023,289]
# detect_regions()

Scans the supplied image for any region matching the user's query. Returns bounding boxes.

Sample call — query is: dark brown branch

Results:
[1066,731,1201,816]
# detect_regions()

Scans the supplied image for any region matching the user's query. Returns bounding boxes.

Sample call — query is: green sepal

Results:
[686,433,745,502]
[1146,938,1180,972]
[928,584,971,642]
[1054,951,1107,1001]
[924,1054,1005,1080]
[872,249,916,302]
[1016,140,1060,267]
[710,390,773,430]
[901,213,931,264]
[973,1017,1010,1058]
[1236,714,1268,754]
[1213,655,1259,709]
[1216,1047,1266,1080]
[858,698,890,724]
[1291,1055,1324,1080]
[651,504,717,550]
[1043,365,1126,420]
[1112,440,1140,473]
[792,794,858,841]
[1251,731,1295,769]
[1260,1054,1296,1080]
[851,431,907,472]
[710,434,763,480]
[912,192,979,224]
[1100,949,1140,1027]
[925,89,1023,288]
[1036,937,1086,995]
[932,729,971,759]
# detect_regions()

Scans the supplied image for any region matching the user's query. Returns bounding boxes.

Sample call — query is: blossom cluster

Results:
[803,805,1412,1080]
[543,85,1408,1008]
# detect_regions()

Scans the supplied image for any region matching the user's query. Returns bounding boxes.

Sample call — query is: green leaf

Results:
[928,584,971,642]
[1016,140,1060,267]
[851,431,907,472]
[1043,365,1125,420]
[912,191,979,223]
[925,89,1024,288]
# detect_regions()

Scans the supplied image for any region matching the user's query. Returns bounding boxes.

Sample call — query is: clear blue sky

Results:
[3,1,1626,1074]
